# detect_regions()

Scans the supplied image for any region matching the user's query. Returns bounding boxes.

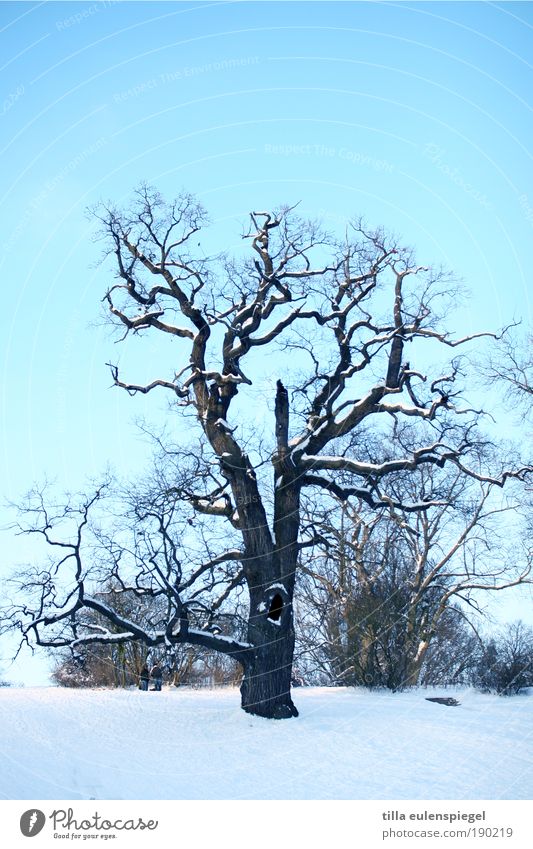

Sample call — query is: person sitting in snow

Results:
[139,665,150,691]
[151,664,163,691]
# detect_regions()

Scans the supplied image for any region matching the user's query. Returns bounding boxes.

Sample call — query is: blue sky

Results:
[1,1,532,684]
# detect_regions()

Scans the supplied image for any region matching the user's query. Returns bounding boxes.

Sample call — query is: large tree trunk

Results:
[240,581,299,719]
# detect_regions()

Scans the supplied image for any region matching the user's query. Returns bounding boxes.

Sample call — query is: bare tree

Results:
[0,656,12,688]
[4,187,531,718]
[50,582,161,688]
[418,608,483,686]
[296,442,531,689]
[482,328,533,419]
[474,621,533,694]
[50,583,242,690]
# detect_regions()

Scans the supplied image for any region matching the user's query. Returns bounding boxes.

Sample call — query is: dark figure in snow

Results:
[151,664,163,691]
[139,666,150,691]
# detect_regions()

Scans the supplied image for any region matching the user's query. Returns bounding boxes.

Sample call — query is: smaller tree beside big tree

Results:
[296,442,530,689]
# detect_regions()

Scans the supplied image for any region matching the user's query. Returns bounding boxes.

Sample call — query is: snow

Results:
[267,583,286,593]
[186,628,251,649]
[334,412,348,427]
[301,454,346,465]
[196,495,229,510]
[214,418,233,431]
[0,686,531,800]
[305,419,329,436]
[379,401,420,413]
[80,598,154,641]
[288,434,310,453]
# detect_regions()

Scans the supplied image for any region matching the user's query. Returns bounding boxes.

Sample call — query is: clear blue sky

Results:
[1,1,532,684]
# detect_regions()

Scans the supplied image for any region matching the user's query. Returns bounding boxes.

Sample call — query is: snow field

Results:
[0,686,531,800]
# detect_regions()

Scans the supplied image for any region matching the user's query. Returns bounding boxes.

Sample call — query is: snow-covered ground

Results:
[0,686,531,800]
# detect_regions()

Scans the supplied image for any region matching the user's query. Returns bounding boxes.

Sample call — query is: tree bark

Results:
[404,639,430,687]
[240,579,298,718]
[237,378,299,719]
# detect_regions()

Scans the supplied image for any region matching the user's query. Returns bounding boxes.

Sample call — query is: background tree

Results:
[4,187,530,718]
[474,621,533,695]
[51,582,156,688]
[418,608,482,686]
[483,329,533,411]
[296,442,530,689]
[0,658,12,688]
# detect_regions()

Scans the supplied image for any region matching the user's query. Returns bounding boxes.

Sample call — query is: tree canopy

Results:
[4,187,531,718]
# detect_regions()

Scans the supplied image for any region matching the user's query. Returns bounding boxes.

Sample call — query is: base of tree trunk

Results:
[240,668,299,719]
[241,593,299,719]
[241,695,299,719]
